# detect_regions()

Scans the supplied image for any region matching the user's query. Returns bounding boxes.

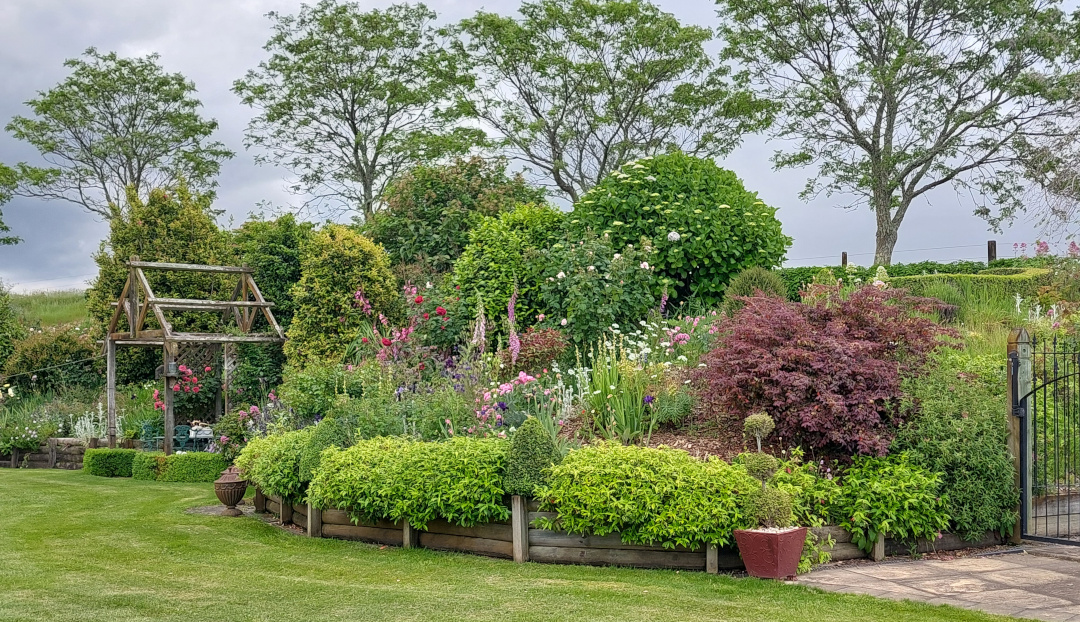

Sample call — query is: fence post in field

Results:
[512,495,529,563]
[306,503,322,538]
[841,252,848,268]
[988,240,997,263]
[402,519,420,549]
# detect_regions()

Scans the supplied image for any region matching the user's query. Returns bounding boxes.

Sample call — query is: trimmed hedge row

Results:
[889,268,1050,301]
[83,448,137,477]
[778,262,1049,301]
[131,451,227,482]
[307,436,510,529]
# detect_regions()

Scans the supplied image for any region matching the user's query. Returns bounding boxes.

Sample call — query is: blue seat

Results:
[173,425,191,452]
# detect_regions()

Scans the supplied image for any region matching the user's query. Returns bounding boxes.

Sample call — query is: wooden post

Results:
[402,519,420,549]
[47,438,57,469]
[988,240,997,264]
[841,251,848,268]
[223,343,235,417]
[253,488,266,513]
[706,544,719,574]
[106,338,117,448]
[127,257,139,337]
[163,342,176,456]
[280,499,293,525]
[10,449,17,468]
[1007,328,1033,544]
[511,495,529,563]
[871,532,885,562]
[307,503,323,538]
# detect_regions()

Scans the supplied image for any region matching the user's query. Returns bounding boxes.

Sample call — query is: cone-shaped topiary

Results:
[504,416,559,497]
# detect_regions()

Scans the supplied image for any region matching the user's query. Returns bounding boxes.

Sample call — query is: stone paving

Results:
[801,545,1080,621]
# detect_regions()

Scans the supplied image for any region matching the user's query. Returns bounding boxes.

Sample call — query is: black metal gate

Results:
[1011,334,1080,545]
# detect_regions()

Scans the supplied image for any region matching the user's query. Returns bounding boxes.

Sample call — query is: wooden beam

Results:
[127,257,139,338]
[106,339,117,449]
[166,333,286,344]
[106,279,130,338]
[128,261,252,273]
[163,343,176,457]
[153,301,275,313]
[245,273,285,338]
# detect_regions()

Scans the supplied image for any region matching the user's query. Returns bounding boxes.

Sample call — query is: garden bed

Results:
[0,438,91,470]
[255,490,1005,572]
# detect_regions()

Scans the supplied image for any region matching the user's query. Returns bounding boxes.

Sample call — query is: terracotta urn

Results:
[214,465,247,517]
[734,526,807,580]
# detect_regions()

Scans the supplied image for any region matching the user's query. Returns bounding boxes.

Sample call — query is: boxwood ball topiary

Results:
[724,266,787,314]
[504,417,559,497]
[568,152,790,306]
[298,417,352,484]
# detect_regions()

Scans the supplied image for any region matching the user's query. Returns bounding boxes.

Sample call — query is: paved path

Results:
[801,545,1080,621]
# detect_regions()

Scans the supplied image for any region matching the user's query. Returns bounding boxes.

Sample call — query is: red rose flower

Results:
[423,313,429,320]
[361,337,369,344]
[435,306,447,316]
[381,338,392,347]
[414,295,424,304]
[418,363,426,371]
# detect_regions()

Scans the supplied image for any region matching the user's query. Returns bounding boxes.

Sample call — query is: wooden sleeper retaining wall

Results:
[256,491,1000,572]
[0,438,94,470]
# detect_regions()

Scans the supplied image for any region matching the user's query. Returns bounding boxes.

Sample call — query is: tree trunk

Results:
[872,191,899,266]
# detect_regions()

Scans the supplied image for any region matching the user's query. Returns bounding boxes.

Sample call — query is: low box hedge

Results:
[889,267,1050,301]
[83,448,137,477]
[132,451,227,482]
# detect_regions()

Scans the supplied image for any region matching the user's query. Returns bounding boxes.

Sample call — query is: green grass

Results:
[0,470,1011,622]
[10,289,88,326]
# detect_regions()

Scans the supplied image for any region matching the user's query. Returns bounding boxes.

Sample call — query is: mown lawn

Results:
[0,470,1011,622]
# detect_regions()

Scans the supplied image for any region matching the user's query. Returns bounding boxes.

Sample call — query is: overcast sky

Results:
[0,0,1066,293]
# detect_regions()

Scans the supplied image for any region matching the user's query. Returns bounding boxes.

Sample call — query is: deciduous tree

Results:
[455,0,773,202]
[716,0,1080,264]
[234,1,481,221]
[6,48,232,219]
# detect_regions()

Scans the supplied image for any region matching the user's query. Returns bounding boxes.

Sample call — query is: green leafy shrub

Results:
[836,454,950,553]
[2,323,100,392]
[369,157,546,272]
[82,448,137,477]
[497,327,569,377]
[745,486,793,529]
[504,417,559,496]
[536,235,657,347]
[157,452,227,482]
[278,360,364,423]
[893,350,1019,540]
[535,442,756,549]
[298,417,351,484]
[452,203,566,340]
[132,451,166,480]
[723,266,787,313]
[771,451,840,527]
[285,225,399,364]
[231,214,315,395]
[308,436,510,529]
[0,282,24,369]
[651,385,694,426]
[569,153,790,306]
[86,184,236,384]
[235,428,313,502]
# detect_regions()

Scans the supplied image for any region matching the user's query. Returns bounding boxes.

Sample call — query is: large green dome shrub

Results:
[568,153,790,305]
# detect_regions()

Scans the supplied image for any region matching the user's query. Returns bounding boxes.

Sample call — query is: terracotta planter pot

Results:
[734,526,807,580]
[214,466,247,517]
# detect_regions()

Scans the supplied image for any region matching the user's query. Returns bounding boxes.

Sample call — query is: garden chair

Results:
[173,425,191,452]
[140,422,159,451]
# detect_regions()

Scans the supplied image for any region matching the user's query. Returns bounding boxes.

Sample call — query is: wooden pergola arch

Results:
[105,257,286,453]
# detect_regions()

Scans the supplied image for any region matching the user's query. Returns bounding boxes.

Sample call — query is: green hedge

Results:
[82,448,137,477]
[132,452,166,481]
[535,442,756,549]
[235,428,314,503]
[130,451,227,482]
[889,268,1050,301]
[778,261,990,300]
[307,436,510,529]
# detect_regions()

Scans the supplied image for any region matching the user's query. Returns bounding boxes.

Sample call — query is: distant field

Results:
[10,289,88,326]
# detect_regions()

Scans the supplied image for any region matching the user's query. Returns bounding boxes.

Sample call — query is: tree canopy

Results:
[455,0,774,202]
[5,48,232,220]
[234,1,481,221]
[0,164,17,246]
[716,0,1080,264]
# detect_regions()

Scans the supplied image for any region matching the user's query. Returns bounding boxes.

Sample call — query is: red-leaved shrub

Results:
[695,285,956,456]
[499,327,569,376]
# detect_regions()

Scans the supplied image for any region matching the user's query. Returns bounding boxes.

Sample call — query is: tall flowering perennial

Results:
[507,287,520,366]
[1069,241,1080,258]
[471,296,487,353]
[470,370,544,436]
